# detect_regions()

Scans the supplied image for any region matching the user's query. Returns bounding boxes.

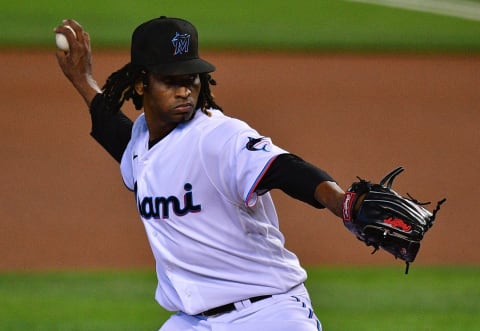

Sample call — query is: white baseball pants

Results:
[158,284,322,331]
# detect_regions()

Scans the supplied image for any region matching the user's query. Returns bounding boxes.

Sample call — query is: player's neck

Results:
[144,111,177,144]
[147,125,175,147]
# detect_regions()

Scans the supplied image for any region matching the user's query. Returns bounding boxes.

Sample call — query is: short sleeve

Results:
[200,118,287,207]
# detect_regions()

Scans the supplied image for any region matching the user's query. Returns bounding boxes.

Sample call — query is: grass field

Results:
[1,266,479,330]
[2,0,480,52]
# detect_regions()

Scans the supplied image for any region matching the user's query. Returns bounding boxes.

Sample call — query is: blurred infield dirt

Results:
[1,50,479,271]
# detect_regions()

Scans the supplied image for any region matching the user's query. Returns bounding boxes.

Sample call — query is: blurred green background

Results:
[1,0,479,330]
[2,0,480,52]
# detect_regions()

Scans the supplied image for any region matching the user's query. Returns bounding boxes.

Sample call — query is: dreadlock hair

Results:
[102,63,144,112]
[198,73,223,114]
[102,63,223,114]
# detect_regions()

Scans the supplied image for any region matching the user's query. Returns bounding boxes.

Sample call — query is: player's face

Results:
[139,73,201,134]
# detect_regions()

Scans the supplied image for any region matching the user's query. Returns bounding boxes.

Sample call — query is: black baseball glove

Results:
[342,167,446,273]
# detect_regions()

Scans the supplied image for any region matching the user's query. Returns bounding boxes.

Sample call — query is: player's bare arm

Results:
[54,19,101,107]
[314,181,345,218]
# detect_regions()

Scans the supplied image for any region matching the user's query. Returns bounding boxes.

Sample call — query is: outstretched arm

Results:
[54,19,101,107]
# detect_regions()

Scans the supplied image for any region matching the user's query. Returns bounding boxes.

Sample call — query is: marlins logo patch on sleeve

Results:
[246,137,272,152]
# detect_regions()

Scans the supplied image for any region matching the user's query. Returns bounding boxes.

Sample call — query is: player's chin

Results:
[171,108,195,122]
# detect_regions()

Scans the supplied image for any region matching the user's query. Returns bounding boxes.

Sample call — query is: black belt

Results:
[200,295,272,317]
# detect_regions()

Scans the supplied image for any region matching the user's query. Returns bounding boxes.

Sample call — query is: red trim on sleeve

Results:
[245,155,279,207]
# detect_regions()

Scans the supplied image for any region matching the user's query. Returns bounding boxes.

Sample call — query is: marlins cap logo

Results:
[172,32,191,55]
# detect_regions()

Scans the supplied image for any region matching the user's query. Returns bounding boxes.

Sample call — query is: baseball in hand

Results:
[55,25,76,51]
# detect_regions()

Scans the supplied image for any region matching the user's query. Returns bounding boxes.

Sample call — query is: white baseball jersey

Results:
[120,109,307,315]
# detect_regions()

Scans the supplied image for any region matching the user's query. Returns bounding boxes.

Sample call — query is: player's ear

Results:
[135,69,149,95]
[134,80,145,95]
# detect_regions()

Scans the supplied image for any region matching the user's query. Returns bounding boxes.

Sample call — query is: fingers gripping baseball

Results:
[56,25,76,51]
[54,19,100,106]
[54,19,85,53]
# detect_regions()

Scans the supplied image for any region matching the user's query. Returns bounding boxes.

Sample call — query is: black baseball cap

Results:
[130,16,215,75]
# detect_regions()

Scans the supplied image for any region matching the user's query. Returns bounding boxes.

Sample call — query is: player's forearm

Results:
[314,181,345,218]
[54,20,101,108]
[72,74,102,107]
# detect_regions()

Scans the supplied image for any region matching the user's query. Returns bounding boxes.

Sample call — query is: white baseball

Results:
[55,25,76,51]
